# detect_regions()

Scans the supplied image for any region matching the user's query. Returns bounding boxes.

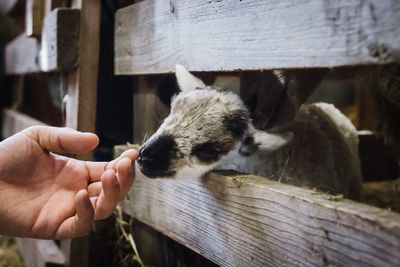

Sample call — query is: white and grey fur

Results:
[137,65,362,199]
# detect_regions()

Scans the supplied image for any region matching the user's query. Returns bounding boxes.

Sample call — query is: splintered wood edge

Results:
[1,108,47,138]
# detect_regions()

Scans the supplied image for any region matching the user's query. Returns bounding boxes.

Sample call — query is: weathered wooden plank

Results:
[115,0,400,74]
[65,0,99,139]
[120,171,400,267]
[40,8,80,72]
[16,239,66,267]
[62,1,101,266]
[59,237,89,267]
[5,8,80,74]
[44,0,68,16]
[5,33,40,75]
[133,76,170,143]
[115,145,218,266]
[1,108,47,138]
[25,0,44,37]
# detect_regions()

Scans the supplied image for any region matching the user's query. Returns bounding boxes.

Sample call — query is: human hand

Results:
[0,126,137,239]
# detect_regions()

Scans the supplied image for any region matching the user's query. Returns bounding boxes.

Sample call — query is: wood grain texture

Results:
[1,108,46,138]
[65,0,100,156]
[133,76,170,143]
[5,33,40,74]
[64,1,100,265]
[121,172,400,267]
[16,239,66,267]
[44,0,68,16]
[115,0,400,74]
[25,0,44,37]
[40,8,80,72]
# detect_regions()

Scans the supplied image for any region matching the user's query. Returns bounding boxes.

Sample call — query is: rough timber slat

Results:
[1,108,46,138]
[63,0,101,266]
[25,0,44,37]
[5,7,80,75]
[16,239,66,267]
[44,0,68,17]
[120,172,400,267]
[115,0,400,74]
[5,33,40,75]
[133,76,169,144]
[66,0,100,138]
[40,8,80,72]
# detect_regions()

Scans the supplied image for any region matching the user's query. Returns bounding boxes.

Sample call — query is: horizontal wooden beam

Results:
[115,0,400,74]
[5,8,80,75]
[40,8,80,72]
[5,33,40,75]
[16,238,66,267]
[1,108,47,138]
[119,169,400,266]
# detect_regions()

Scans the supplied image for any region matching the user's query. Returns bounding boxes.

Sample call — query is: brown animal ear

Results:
[240,71,286,130]
[253,130,293,151]
[240,69,327,130]
[239,130,293,156]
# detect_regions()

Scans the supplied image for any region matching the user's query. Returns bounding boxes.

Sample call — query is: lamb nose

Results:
[138,155,155,164]
[138,148,156,165]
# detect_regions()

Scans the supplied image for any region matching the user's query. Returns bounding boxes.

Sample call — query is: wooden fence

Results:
[114,1,400,266]
[1,0,101,266]
[1,0,399,266]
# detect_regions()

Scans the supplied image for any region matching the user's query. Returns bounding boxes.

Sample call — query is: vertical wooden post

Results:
[25,0,44,37]
[66,0,100,159]
[133,76,169,143]
[63,0,101,266]
[356,79,379,131]
[44,0,68,17]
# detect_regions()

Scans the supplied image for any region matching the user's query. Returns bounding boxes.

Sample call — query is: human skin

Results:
[0,126,137,239]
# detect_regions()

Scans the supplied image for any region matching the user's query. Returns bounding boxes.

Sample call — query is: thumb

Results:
[24,126,99,154]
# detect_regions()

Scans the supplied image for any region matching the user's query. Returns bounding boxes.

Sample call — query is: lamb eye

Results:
[192,143,222,162]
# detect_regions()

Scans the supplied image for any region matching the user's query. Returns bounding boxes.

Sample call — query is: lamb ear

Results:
[175,64,206,93]
[252,130,293,151]
[239,130,292,156]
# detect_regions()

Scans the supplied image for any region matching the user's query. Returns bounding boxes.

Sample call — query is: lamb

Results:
[136,65,362,200]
